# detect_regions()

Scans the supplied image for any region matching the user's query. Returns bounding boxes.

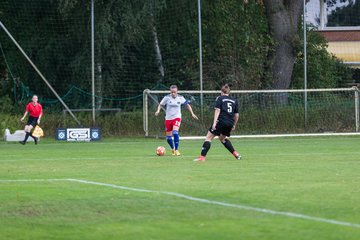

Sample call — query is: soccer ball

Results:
[156,146,166,156]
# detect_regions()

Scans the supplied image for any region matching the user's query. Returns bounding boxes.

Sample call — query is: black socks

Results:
[201,139,236,157]
[222,139,235,154]
[201,141,211,157]
[23,131,35,142]
[23,132,30,142]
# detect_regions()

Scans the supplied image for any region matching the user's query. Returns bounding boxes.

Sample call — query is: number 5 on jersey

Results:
[227,102,233,113]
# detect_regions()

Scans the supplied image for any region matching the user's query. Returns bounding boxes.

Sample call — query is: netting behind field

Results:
[1,0,359,118]
[306,0,360,27]
[0,0,296,113]
[0,0,199,113]
[144,88,358,137]
[0,0,91,112]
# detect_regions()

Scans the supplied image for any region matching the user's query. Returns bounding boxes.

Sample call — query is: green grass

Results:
[0,137,359,240]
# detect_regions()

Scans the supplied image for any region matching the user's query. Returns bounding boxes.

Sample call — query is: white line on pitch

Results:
[1,178,359,229]
[0,156,164,162]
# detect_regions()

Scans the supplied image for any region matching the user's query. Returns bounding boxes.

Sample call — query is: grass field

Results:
[0,136,360,240]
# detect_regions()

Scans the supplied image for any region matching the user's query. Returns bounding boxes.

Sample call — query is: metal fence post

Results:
[355,87,359,132]
[143,89,149,136]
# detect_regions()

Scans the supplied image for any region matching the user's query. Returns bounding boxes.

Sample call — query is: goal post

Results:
[143,87,360,139]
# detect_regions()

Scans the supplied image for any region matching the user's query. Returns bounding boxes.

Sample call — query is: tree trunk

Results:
[96,62,103,110]
[263,0,304,90]
[152,24,165,78]
[150,10,164,79]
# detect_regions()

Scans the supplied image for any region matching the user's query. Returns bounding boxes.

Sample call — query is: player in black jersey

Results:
[194,84,241,162]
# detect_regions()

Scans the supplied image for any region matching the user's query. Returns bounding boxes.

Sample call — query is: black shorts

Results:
[27,116,39,127]
[209,121,233,137]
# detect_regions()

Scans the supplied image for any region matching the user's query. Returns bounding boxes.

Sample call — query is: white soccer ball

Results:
[156,146,166,156]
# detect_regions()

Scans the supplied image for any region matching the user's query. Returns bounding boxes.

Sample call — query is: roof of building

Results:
[317,30,360,42]
[316,28,360,67]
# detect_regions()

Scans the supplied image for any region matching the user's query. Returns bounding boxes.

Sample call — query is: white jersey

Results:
[160,94,188,120]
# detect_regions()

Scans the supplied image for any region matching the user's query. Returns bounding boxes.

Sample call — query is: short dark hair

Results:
[221,84,230,94]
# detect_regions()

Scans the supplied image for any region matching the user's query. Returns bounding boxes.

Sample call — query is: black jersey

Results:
[214,95,239,125]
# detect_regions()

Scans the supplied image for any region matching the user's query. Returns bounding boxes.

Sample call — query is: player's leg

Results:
[202,131,216,156]
[166,131,175,154]
[172,118,181,156]
[195,122,222,161]
[219,134,241,160]
[30,126,39,145]
[165,120,175,155]
[194,131,216,162]
[27,117,39,144]
[19,125,33,145]
[173,127,180,155]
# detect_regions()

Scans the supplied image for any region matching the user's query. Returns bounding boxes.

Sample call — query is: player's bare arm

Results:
[20,111,29,122]
[155,104,163,116]
[232,113,239,131]
[38,112,43,124]
[186,104,198,120]
[212,108,220,130]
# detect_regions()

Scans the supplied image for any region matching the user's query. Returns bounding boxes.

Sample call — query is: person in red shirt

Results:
[19,95,43,145]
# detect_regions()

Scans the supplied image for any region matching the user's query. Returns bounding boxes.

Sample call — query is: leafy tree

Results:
[292,29,351,88]
[0,0,354,112]
[201,0,273,90]
[327,0,360,26]
[326,0,354,8]
[262,0,306,90]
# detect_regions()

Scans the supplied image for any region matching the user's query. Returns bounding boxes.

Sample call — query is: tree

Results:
[292,29,351,89]
[201,0,272,90]
[327,0,360,26]
[326,0,354,8]
[263,0,306,90]
[262,0,356,90]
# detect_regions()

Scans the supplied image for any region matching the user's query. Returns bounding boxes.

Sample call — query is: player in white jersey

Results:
[155,85,198,156]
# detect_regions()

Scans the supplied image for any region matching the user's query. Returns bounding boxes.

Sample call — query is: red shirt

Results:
[26,102,43,117]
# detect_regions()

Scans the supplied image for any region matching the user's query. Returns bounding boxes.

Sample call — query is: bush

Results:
[292,29,352,88]
[0,114,21,136]
[0,95,16,113]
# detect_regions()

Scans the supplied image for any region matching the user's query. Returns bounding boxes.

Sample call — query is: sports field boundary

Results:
[181,132,360,140]
[1,178,360,229]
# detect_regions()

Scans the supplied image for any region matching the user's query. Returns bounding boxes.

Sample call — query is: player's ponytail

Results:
[221,84,230,94]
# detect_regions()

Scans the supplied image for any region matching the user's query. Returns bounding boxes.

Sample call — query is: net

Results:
[144,88,359,138]
[306,0,360,28]
[0,0,199,113]
[306,0,360,72]
[0,0,92,112]
[2,1,356,108]
[201,1,271,90]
